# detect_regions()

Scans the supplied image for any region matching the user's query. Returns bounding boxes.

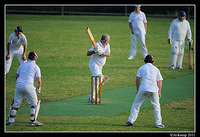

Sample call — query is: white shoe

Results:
[30,121,43,127]
[127,56,134,60]
[156,124,165,128]
[176,67,183,70]
[170,66,175,70]
[88,97,100,103]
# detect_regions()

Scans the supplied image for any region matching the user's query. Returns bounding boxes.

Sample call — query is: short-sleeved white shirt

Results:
[128,11,147,35]
[88,40,110,67]
[8,32,28,50]
[168,18,192,41]
[16,60,41,88]
[137,63,163,92]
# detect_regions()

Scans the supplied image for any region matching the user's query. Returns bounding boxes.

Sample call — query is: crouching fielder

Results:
[125,55,164,128]
[7,51,43,127]
[87,34,111,103]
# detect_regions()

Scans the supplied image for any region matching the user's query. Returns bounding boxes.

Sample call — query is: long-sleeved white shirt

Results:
[168,18,192,41]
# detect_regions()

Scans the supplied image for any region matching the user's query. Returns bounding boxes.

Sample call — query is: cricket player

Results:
[87,34,111,102]
[125,55,164,128]
[128,5,148,60]
[168,11,192,69]
[7,51,43,127]
[5,26,28,74]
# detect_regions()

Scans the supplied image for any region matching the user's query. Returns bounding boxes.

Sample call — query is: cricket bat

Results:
[86,27,97,47]
[188,42,193,70]
[35,93,41,121]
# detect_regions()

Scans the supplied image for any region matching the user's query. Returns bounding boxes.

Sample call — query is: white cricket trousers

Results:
[89,63,103,99]
[5,45,25,74]
[8,84,38,123]
[170,40,185,68]
[129,32,148,59]
[128,90,162,126]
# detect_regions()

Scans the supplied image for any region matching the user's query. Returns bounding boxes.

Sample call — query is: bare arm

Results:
[103,52,110,57]
[144,23,147,33]
[37,77,42,89]
[136,76,140,94]
[16,74,19,80]
[87,50,95,56]
[157,80,162,99]
[6,43,11,60]
[22,45,27,61]
[129,22,135,34]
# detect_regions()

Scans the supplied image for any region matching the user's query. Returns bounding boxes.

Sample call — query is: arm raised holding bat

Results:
[86,28,110,57]
[86,27,111,102]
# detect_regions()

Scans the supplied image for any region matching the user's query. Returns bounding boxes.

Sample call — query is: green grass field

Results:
[5,14,195,132]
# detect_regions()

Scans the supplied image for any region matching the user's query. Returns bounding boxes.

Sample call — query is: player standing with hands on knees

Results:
[7,51,43,127]
[5,26,28,74]
[87,34,111,103]
[168,11,192,70]
[127,5,148,60]
[125,55,164,128]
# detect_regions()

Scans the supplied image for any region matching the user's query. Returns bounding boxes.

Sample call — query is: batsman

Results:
[87,34,111,103]
[168,11,192,70]
[7,51,43,127]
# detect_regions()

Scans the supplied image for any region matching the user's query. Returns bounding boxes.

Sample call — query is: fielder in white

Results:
[168,11,192,69]
[7,51,43,127]
[125,55,164,128]
[87,34,111,103]
[5,26,28,74]
[128,5,148,60]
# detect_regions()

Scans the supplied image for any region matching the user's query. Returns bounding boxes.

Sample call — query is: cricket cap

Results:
[144,55,154,63]
[28,51,38,60]
[15,26,23,32]
[179,11,186,17]
[135,5,141,7]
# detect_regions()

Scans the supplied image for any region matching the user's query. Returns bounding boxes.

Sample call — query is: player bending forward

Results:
[87,34,111,103]
[125,55,164,128]
[5,26,28,74]
[7,52,43,127]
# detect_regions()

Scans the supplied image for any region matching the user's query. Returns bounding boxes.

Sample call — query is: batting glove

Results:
[187,39,193,46]
[94,47,98,53]
[37,86,41,94]
[167,39,172,45]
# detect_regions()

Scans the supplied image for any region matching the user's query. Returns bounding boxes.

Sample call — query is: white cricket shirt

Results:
[168,18,192,41]
[128,11,147,35]
[16,60,41,88]
[137,63,163,92]
[8,32,28,50]
[88,40,110,67]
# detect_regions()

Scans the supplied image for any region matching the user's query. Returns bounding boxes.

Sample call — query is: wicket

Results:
[91,76,101,105]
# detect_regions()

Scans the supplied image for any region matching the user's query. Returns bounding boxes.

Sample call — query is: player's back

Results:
[16,60,40,87]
